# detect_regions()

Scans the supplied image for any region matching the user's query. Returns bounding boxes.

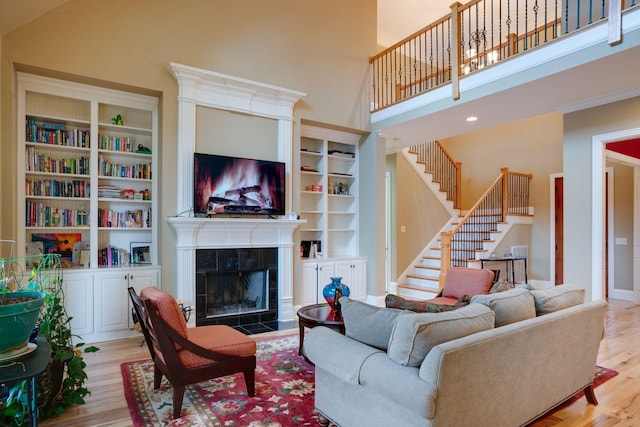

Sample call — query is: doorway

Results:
[592,129,640,303]
[554,177,563,285]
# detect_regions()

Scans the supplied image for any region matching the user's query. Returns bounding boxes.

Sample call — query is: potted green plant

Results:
[0,254,99,425]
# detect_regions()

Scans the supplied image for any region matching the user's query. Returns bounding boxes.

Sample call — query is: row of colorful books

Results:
[26,118,90,147]
[97,207,152,228]
[98,157,151,180]
[25,179,90,198]
[25,201,89,227]
[99,135,135,153]
[25,147,90,175]
[98,246,130,267]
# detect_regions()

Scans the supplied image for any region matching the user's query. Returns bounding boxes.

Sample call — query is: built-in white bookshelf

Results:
[17,72,161,342]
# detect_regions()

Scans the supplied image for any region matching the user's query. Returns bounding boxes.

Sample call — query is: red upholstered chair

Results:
[426,267,495,306]
[131,286,257,419]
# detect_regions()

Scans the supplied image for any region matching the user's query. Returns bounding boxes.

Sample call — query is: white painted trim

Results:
[385,171,391,291]
[593,127,640,302]
[635,167,640,304]
[592,137,605,301]
[606,166,616,299]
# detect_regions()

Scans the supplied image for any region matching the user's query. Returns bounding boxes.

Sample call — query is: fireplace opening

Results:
[195,247,277,334]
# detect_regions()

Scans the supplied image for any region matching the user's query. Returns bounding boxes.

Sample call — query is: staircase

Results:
[396,143,533,300]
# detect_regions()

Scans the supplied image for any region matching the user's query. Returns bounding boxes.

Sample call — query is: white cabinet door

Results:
[335,258,367,301]
[301,262,320,307]
[127,269,158,328]
[317,261,335,303]
[350,259,367,301]
[62,272,94,337]
[93,272,129,333]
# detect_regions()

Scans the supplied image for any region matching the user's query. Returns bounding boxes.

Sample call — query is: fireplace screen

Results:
[195,247,277,326]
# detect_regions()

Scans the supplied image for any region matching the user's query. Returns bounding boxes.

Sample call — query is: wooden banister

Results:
[439,168,532,288]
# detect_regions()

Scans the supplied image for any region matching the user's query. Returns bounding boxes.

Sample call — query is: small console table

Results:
[0,337,51,426]
[480,256,528,284]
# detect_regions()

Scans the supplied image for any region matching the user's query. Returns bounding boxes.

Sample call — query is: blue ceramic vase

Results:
[323,277,350,308]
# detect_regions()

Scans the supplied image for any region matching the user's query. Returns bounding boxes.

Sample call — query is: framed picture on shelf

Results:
[31,233,82,261]
[130,242,151,264]
[72,241,90,265]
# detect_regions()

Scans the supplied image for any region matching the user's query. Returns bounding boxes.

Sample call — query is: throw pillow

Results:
[470,287,536,327]
[384,294,470,312]
[387,304,495,367]
[340,297,407,350]
[489,279,512,293]
[530,284,585,315]
[441,268,494,299]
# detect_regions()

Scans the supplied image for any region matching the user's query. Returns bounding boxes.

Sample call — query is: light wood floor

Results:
[40,298,640,427]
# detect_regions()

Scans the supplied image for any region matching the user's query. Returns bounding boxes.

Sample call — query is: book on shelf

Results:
[98,245,130,267]
[26,117,90,148]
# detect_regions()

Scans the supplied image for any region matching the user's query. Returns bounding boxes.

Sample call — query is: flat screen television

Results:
[193,153,286,216]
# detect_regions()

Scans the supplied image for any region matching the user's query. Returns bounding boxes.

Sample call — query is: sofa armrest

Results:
[305,326,383,384]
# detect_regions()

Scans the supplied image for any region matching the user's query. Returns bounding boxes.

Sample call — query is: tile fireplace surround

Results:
[166,217,303,327]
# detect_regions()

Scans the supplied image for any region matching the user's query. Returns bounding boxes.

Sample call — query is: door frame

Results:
[592,128,640,303]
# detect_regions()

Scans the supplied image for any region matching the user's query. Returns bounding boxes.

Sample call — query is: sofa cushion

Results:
[442,268,495,299]
[470,287,536,327]
[385,294,470,312]
[340,297,407,350]
[387,304,494,367]
[530,284,585,315]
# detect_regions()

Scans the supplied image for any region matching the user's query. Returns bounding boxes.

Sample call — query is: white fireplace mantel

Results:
[167,217,305,325]
[167,63,306,326]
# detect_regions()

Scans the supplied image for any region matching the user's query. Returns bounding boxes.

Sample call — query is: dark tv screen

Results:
[194,153,285,216]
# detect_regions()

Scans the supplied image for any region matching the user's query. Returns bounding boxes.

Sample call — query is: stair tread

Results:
[415,265,439,270]
[406,274,439,281]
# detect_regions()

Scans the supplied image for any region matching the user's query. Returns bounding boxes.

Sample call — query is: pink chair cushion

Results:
[441,268,495,299]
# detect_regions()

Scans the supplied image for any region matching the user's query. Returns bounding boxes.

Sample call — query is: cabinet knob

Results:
[124,274,128,280]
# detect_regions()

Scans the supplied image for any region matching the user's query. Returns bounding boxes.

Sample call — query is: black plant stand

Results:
[0,337,51,426]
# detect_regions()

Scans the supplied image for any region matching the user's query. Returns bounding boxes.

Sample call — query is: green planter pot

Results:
[0,291,45,356]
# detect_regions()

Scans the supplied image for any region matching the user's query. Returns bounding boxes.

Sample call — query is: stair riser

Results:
[398,284,440,298]
[406,276,439,289]
[412,269,440,280]
[418,258,441,268]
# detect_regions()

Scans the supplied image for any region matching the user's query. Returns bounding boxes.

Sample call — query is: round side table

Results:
[297,303,345,359]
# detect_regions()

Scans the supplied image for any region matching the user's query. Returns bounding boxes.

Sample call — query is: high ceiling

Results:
[378,0,449,47]
[1,1,638,160]
[1,0,447,43]
[0,0,70,36]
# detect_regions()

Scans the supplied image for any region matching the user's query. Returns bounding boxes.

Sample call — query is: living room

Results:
[1,0,640,425]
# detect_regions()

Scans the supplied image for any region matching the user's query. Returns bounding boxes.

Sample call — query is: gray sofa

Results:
[305,285,607,427]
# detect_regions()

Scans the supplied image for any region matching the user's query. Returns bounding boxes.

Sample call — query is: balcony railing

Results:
[371,0,637,111]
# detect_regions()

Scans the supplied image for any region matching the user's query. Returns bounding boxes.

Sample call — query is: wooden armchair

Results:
[128,286,257,419]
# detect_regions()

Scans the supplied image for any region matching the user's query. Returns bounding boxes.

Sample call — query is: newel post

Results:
[501,167,509,222]
[450,2,462,100]
[439,231,453,289]
[455,161,462,209]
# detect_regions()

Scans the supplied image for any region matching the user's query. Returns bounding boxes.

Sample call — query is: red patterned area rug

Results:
[122,333,618,427]
[121,334,318,426]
